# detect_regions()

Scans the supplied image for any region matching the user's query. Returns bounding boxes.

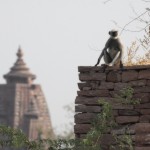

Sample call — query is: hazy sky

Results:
[0,0,148,134]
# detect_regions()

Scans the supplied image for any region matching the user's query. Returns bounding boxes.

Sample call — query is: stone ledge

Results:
[78,65,150,72]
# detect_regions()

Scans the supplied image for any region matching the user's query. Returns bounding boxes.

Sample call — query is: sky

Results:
[0,0,148,134]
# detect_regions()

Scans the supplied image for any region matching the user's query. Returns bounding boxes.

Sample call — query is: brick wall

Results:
[75,65,150,150]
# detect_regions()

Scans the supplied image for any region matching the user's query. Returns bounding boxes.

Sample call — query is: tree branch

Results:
[120,10,148,35]
[142,0,150,2]
[103,0,112,4]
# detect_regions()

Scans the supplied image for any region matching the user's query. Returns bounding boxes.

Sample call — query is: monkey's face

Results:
[109,30,118,38]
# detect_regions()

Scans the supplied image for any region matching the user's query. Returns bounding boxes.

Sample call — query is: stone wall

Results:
[74,65,150,150]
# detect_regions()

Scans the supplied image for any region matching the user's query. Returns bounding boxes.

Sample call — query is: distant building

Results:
[0,48,54,140]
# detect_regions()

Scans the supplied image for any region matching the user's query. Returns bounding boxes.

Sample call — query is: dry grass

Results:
[124,27,150,66]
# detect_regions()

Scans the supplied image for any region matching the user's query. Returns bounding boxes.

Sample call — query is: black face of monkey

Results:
[109,31,118,37]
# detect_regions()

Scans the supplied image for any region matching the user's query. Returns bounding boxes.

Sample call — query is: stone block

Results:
[139,70,150,79]
[75,105,101,113]
[75,113,97,124]
[112,104,134,110]
[75,134,86,139]
[122,71,138,82]
[99,134,116,145]
[74,124,91,134]
[147,80,150,86]
[135,103,150,109]
[98,81,114,90]
[89,81,100,90]
[135,123,150,133]
[140,115,150,123]
[111,124,136,135]
[75,96,118,105]
[116,116,139,124]
[141,109,150,115]
[77,90,110,97]
[129,80,146,87]
[112,110,118,116]
[135,147,150,150]
[118,110,140,116]
[79,73,106,81]
[78,66,104,73]
[75,96,100,105]
[134,87,150,93]
[78,83,90,90]
[135,134,150,145]
[83,87,92,91]
[114,82,128,91]
[133,93,150,103]
[107,71,121,82]
[110,90,120,98]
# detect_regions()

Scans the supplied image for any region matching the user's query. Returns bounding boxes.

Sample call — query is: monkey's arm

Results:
[119,47,124,68]
[95,48,106,66]
[95,38,111,66]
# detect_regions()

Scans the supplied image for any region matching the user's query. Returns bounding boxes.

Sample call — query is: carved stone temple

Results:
[0,48,54,140]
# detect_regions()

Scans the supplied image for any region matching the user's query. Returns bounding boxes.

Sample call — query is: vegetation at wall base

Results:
[0,87,139,150]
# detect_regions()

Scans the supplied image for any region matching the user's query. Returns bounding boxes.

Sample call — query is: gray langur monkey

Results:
[95,30,124,68]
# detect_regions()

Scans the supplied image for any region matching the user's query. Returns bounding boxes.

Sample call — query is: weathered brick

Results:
[112,104,134,110]
[135,103,150,109]
[133,93,150,103]
[129,80,146,87]
[75,96,101,105]
[75,113,97,124]
[74,124,91,134]
[141,109,150,115]
[83,87,91,91]
[135,147,150,150]
[139,70,150,79]
[116,116,139,124]
[89,81,100,90]
[107,71,121,82]
[98,81,114,90]
[118,110,140,116]
[110,90,120,98]
[78,66,104,73]
[99,134,116,145]
[135,123,150,133]
[140,115,150,123]
[112,110,118,116]
[77,90,110,97]
[78,66,93,73]
[78,82,90,90]
[106,65,150,71]
[147,80,150,86]
[114,82,128,91]
[134,87,150,93]
[122,71,138,82]
[75,96,118,105]
[111,124,136,135]
[135,134,150,145]
[75,105,101,113]
[79,73,106,81]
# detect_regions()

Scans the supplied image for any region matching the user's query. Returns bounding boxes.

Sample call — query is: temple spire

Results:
[4,47,36,84]
[17,46,23,59]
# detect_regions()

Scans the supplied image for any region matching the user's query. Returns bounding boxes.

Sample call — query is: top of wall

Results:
[78,65,150,73]
[78,65,150,83]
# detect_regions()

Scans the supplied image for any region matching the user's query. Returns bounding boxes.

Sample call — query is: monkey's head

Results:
[109,30,118,38]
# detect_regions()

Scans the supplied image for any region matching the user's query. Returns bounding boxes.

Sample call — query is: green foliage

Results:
[81,99,114,150]
[115,86,141,105]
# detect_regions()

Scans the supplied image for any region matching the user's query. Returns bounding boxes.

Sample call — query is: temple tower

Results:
[0,47,54,139]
